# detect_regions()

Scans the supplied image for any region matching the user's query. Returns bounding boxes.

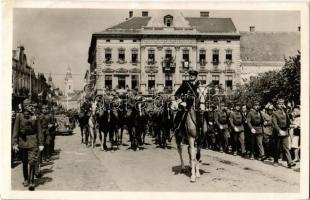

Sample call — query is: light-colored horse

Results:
[172,84,209,182]
[88,100,97,148]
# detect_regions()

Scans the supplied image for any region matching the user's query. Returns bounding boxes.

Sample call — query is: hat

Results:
[23,98,31,106]
[234,102,241,107]
[189,70,198,76]
[253,100,260,105]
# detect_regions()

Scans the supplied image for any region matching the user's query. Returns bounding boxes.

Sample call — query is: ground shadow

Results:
[35,177,53,187]
[263,160,286,168]
[40,161,54,167]
[11,160,22,169]
[171,165,209,178]
[40,168,54,176]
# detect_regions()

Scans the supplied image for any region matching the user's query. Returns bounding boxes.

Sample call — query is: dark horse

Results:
[78,102,91,145]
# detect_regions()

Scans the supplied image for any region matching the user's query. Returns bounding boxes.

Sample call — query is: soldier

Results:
[39,105,53,162]
[12,98,44,191]
[241,104,251,157]
[272,98,296,168]
[247,101,265,160]
[262,103,274,161]
[229,102,246,157]
[174,70,200,134]
[214,102,230,153]
[206,104,217,150]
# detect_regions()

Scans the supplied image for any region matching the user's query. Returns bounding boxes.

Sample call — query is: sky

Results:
[13,9,300,91]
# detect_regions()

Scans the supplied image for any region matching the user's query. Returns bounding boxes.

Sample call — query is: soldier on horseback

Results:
[174,70,200,135]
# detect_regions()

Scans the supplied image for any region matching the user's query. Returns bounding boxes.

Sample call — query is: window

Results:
[200,40,204,43]
[120,40,124,42]
[133,39,137,42]
[131,75,139,90]
[131,49,138,63]
[214,40,218,43]
[106,39,110,42]
[212,75,220,86]
[226,75,233,90]
[165,75,173,88]
[164,15,173,27]
[227,40,231,43]
[105,48,112,62]
[199,49,206,66]
[165,49,172,60]
[199,75,207,85]
[212,49,219,65]
[105,75,112,90]
[118,76,126,89]
[148,49,155,64]
[182,49,189,61]
[118,49,125,61]
[148,75,156,90]
[226,49,232,62]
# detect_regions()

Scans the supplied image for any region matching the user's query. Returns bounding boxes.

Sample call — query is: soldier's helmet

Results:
[276,98,285,104]
[23,98,31,106]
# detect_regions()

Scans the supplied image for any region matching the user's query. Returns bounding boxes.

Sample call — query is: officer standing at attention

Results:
[247,100,265,160]
[214,102,230,153]
[174,70,200,134]
[229,102,246,157]
[272,98,296,168]
[12,98,44,191]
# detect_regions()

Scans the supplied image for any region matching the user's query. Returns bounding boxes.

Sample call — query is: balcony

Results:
[198,60,207,67]
[146,59,157,65]
[130,60,140,65]
[104,60,113,65]
[224,59,233,66]
[211,60,220,66]
[117,59,127,64]
[162,59,175,73]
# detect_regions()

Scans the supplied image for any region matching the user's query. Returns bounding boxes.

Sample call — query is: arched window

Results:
[164,15,173,27]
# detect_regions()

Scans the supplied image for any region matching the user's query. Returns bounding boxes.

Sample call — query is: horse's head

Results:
[197,84,209,111]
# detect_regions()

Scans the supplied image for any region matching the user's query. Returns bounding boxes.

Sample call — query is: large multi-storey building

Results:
[88,10,241,95]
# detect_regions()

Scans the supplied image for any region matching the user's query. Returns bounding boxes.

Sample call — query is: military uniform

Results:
[247,107,265,159]
[214,108,230,152]
[229,109,245,155]
[272,104,294,167]
[262,109,273,159]
[206,106,217,150]
[12,99,44,190]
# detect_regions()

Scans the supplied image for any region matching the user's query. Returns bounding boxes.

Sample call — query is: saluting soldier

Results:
[214,102,230,153]
[272,98,296,168]
[206,104,217,150]
[229,102,246,157]
[174,70,200,134]
[247,100,265,160]
[12,98,44,191]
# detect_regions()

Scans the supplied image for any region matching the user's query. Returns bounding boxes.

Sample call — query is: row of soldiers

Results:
[204,98,300,168]
[12,98,58,191]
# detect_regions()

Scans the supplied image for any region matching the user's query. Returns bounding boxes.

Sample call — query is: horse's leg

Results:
[188,136,196,182]
[195,147,201,178]
[103,130,108,151]
[99,128,104,151]
[176,135,185,173]
[80,125,84,144]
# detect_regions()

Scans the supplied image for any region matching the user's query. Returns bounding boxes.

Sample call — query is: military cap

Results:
[234,102,241,107]
[23,98,31,106]
[253,100,260,105]
[188,70,199,76]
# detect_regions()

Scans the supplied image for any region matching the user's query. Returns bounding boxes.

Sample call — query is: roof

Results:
[101,16,237,34]
[107,17,151,30]
[185,17,237,33]
[240,32,300,62]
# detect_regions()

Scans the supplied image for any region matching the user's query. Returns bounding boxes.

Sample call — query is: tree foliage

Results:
[231,52,300,106]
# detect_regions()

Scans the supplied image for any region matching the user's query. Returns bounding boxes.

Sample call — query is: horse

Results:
[87,100,97,148]
[173,84,209,182]
[78,102,91,144]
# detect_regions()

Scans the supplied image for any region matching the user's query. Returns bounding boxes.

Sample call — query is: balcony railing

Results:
[117,59,127,64]
[224,59,233,65]
[162,59,175,73]
[212,60,219,66]
[130,60,139,65]
[146,59,157,65]
[198,60,207,67]
[104,60,113,64]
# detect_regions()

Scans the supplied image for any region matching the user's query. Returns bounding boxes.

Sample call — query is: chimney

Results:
[129,11,133,18]
[200,11,209,17]
[298,26,301,32]
[249,26,255,32]
[142,11,148,17]
[12,50,17,59]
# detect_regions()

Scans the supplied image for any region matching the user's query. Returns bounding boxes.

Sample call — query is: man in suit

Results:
[272,98,296,168]
[12,98,44,191]
[174,70,200,134]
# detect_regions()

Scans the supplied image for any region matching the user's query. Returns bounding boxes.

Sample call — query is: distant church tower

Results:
[64,66,73,95]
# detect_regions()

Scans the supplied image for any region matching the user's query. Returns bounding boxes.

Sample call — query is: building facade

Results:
[88,11,241,95]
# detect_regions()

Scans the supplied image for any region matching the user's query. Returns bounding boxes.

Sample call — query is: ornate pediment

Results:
[102,67,115,73]
[115,67,129,73]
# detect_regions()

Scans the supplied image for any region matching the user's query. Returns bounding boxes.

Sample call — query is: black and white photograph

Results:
[1,1,309,200]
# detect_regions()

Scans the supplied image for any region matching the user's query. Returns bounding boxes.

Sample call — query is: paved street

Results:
[12,127,300,192]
